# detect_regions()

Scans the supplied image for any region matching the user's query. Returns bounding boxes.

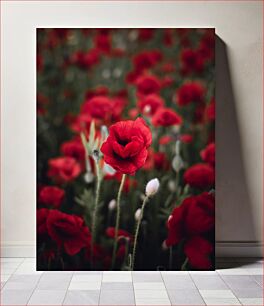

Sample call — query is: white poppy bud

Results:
[108,199,117,211]
[162,240,168,251]
[168,180,176,192]
[84,172,94,183]
[145,178,160,197]
[172,155,184,172]
[143,105,151,114]
[134,208,142,221]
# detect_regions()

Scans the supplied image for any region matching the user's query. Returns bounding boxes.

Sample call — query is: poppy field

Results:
[37,28,215,271]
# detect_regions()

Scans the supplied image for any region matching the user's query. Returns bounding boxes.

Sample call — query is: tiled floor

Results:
[0,258,263,305]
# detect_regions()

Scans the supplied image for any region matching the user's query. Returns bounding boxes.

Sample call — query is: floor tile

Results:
[71,274,101,282]
[3,280,38,290]
[221,275,261,289]
[1,288,33,305]
[239,298,263,305]
[199,289,237,298]
[37,273,72,290]
[101,281,133,290]
[135,298,171,305]
[63,290,100,305]
[8,274,41,283]
[28,289,66,305]
[134,289,169,299]
[167,289,205,305]
[134,282,166,290]
[245,268,263,275]
[99,289,135,305]
[231,287,263,298]
[1,274,11,282]
[217,268,248,275]
[162,275,196,289]
[252,275,263,287]
[23,258,36,263]
[189,271,217,275]
[14,263,42,275]
[68,281,101,290]
[1,281,5,289]
[132,271,162,282]
[191,275,228,290]
[103,272,132,282]
[203,297,241,305]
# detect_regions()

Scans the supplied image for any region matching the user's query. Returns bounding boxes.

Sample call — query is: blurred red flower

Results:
[138,29,154,41]
[47,210,91,256]
[206,98,216,122]
[101,118,152,175]
[184,163,215,189]
[61,138,86,161]
[39,186,65,208]
[48,157,81,183]
[176,81,205,106]
[181,48,204,75]
[136,75,161,96]
[133,50,162,71]
[72,49,100,69]
[106,227,133,241]
[152,107,182,127]
[200,143,215,167]
[137,94,164,116]
[165,192,214,269]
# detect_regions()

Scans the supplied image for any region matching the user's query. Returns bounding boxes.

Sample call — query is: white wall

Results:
[1,1,263,257]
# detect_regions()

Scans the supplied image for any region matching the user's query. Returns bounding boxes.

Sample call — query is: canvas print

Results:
[37,28,215,271]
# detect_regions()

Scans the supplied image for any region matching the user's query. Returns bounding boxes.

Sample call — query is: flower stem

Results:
[181,257,189,271]
[131,196,149,271]
[111,174,126,270]
[169,247,173,270]
[90,160,102,269]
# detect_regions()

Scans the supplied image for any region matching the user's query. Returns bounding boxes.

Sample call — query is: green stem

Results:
[131,196,149,271]
[90,161,102,269]
[169,247,173,270]
[181,257,189,271]
[111,174,126,270]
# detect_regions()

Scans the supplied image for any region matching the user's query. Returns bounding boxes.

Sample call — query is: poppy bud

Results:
[145,178,160,197]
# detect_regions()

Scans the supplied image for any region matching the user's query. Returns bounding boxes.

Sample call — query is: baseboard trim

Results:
[0,242,263,258]
[216,241,263,257]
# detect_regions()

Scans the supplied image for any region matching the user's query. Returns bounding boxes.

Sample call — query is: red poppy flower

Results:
[72,49,100,69]
[106,227,133,242]
[101,118,152,175]
[136,75,161,96]
[137,94,164,116]
[180,134,193,144]
[133,50,162,71]
[201,143,215,167]
[138,29,154,41]
[181,48,205,75]
[184,163,215,189]
[159,135,173,145]
[165,192,214,269]
[81,96,125,124]
[176,81,205,106]
[185,236,213,269]
[39,186,65,208]
[48,157,81,183]
[152,107,182,127]
[47,210,91,256]
[61,138,85,161]
[206,99,215,122]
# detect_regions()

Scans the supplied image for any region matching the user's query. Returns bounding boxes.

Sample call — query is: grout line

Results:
[61,271,74,306]
[25,266,46,305]
[188,271,208,305]
[159,270,172,306]
[97,270,103,306]
[131,271,136,306]
[217,272,243,305]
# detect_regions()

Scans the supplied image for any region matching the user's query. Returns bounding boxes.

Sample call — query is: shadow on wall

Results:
[215,36,258,260]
